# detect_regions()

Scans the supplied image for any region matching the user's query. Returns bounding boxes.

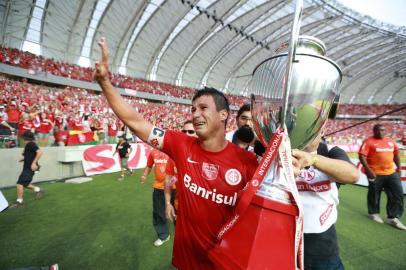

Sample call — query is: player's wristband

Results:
[311,154,318,167]
[166,201,171,205]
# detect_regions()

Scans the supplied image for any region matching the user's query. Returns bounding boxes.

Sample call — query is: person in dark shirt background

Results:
[113,135,132,180]
[10,131,43,208]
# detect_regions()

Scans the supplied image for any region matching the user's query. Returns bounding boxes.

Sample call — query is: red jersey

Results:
[38,120,53,134]
[359,136,399,175]
[108,123,118,136]
[54,130,69,144]
[161,130,258,270]
[70,119,83,131]
[7,108,20,123]
[31,115,41,128]
[18,120,32,136]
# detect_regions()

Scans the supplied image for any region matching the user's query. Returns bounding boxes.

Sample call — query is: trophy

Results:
[209,0,342,269]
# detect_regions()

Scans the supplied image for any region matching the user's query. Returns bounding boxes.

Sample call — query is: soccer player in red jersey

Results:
[94,37,259,269]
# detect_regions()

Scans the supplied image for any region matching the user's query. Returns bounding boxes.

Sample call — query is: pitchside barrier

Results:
[0,143,405,194]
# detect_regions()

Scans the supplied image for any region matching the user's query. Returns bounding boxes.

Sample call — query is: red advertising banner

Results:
[82,143,152,176]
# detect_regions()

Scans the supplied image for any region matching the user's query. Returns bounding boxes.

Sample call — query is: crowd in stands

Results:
[0,45,404,149]
[324,119,404,145]
[0,46,248,107]
[337,104,405,116]
[1,75,403,149]
[0,77,238,148]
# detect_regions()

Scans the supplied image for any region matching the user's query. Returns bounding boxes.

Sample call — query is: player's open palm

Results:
[94,37,110,83]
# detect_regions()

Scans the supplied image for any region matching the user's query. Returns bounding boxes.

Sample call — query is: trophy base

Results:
[209,195,299,270]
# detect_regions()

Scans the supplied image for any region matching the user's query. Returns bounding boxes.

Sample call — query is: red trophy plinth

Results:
[209,195,299,270]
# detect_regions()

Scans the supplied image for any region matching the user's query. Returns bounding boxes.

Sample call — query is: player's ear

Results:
[219,109,228,122]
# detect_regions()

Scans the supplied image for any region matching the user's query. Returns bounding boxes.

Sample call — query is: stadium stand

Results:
[0,76,239,147]
[0,47,403,148]
[0,46,249,107]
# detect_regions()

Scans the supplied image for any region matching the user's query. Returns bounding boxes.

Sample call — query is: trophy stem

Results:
[280,0,303,127]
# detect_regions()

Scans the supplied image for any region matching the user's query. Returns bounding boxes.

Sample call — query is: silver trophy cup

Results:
[250,36,342,202]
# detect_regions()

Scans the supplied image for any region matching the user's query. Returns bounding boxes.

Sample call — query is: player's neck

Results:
[200,135,228,152]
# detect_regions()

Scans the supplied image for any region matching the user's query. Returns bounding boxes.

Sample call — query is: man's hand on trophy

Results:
[291,149,315,175]
[94,37,110,83]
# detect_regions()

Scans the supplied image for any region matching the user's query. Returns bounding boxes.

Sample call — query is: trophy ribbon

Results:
[278,128,304,270]
[217,127,284,240]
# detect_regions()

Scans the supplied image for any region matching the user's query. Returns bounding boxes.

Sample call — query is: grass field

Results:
[1,170,406,270]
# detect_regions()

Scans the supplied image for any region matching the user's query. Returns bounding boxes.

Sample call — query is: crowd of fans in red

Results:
[0,46,248,106]
[338,104,405,116]
[0,76,403,148]
[0,46,404,148]
[0,77,239,147]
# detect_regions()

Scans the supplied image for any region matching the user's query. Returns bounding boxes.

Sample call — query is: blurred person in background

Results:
[6,100,21,130]
[10,131,44,208]
[0,104,15,135]
[225,104,253,143]
[107,119,118,144]
[113,135,132,180]
[141,148,171,247]
[37,112,54,147]
[359,124,405,230]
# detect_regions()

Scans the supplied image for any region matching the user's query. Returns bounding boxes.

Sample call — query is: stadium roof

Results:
[1,0,405,104]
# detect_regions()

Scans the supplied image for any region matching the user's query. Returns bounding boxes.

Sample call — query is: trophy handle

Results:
[280,0,303,127]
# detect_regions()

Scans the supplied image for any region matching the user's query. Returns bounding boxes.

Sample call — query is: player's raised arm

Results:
[94,37,153,142]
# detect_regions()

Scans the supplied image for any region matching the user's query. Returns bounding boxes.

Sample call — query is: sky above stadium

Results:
[337,0,406,27]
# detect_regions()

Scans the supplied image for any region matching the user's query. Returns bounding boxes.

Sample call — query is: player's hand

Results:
[290,156,301,176]
[291,149,313,168]
[94,37,110,83]
[365,168,376,180]
[140,175,146,184]
[166,203,176,223]
[31,163,38,171]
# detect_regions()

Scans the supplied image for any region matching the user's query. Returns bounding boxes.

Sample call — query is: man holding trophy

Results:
[209,24,354,270]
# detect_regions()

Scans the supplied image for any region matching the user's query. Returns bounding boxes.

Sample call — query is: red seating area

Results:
[0,46,404,147]
[0,77,240,147]
[324,119,404,144]
[338,104,405,116]
[0,46,249,107]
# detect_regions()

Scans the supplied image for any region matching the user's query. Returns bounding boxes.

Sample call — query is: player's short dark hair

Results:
[192,87,230,113]
[237,104,251,119]
[373,124,383,131]
[22,131,35,141]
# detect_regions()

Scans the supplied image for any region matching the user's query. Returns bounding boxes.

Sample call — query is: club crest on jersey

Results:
[202,162,219,180]
[225,169,242,186]
[299,167,316,181]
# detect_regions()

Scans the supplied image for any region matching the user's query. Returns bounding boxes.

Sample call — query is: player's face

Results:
[191,95,226,139]
[237,111,253,129]
[373,126,385,138]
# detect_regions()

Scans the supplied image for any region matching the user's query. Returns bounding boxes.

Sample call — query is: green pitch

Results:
[1,170,406,270]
